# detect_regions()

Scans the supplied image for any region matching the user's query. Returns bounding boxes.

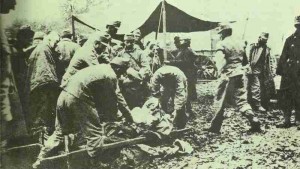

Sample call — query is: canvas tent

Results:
[74,0,222,38]
[137,1,220,37]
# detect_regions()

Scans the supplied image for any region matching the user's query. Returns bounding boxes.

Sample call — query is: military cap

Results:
[106,21,121,29]
[259,32,269,40]
[217,25,232,34]
[133,29,141,36]
[93,31,111,44]
[174,35,180,42]
[20,25,32,31]
[123,33,135,41]
[61,29,72,38]
[110,57,130,68]
[33,31,45,40]
[295,15,300,25]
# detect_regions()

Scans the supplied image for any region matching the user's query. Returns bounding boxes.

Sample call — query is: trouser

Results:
[28,85,61,140]
[160,88,188,129]
[210,74,255,132]
[278,87,300,123]
[248,74,262,108]
[37,90,122,159]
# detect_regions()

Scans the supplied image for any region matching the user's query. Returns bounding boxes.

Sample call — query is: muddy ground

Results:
[154,81,300,169]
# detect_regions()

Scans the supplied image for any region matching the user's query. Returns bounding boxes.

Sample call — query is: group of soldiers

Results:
[1,20,197,168]
[1,6,300,167]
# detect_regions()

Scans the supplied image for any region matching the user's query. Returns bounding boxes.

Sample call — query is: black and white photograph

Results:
[1,0,300,168]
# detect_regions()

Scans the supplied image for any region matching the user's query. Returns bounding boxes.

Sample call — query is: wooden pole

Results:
[162,0,167,61]
[71,16,76,42]
[39,128,192,163]
[155,3,163,40]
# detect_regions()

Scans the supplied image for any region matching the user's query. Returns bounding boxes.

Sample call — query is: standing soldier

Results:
[169,35,197,115]
[25,32,61,139]
[56,29,80,82]
[276,15,300,128]
[207,25,261,133]
[248,32,276,112]
[117,34,151,108]
[150,65,188,129]
[61,32,110,87]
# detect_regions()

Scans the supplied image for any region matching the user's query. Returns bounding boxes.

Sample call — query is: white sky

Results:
[1,0,299,54]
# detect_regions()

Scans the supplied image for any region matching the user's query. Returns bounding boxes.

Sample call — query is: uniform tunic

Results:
[26,42,61,135]
[61,46,110,87]
[37,64,130,158]
[210,36,254,132]
[55,38,80,81]
[277,31,300,120]
[248,43,276,109]
[151,65,188,129]
[117,48,151,108]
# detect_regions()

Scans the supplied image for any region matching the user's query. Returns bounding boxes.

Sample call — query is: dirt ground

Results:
[154,81,300,169]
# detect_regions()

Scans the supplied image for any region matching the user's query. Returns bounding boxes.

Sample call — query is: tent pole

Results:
[71,16,76,42]
[155,3,163,40]
[162,0,167,61]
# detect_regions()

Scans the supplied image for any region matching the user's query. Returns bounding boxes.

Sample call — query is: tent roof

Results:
[138,1,220,37]
[77,0,225,36]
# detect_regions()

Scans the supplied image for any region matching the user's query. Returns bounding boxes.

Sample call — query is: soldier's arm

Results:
[213,43,226,76]
[276,39,289,76]
[150,72,161,97]
[139,52,152,79]
[115,81,132,122]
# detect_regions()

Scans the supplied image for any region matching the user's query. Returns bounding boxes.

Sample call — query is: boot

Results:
[276,110,292,128]
[244,110,261,132]
[276,121,292,128]
[248,117,262,132]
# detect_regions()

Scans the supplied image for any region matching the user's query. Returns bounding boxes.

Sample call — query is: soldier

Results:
[25,32,61,138]
[61,32,110,87]
[106,21,123,58]
[169,35,197,115]
[248,32,276,112]
[117,34,151,108]
[133,29,144,50]
[145,41,164,73]
[32,58,132,168]
[55,29,80,81]
[207,25,261,133]
[276,15,300,128]
[12,25,35,111]
[150,65,188,129]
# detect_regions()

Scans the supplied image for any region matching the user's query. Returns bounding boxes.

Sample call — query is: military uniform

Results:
[56,38,80,81]
[277,29,300,125]
[34,64,131,163]
[208,32,260,133]
[151,65,188,129]
[26,41,61,137]
[170,47,197,101]
[248,39,276,110]
[117,45,151,108]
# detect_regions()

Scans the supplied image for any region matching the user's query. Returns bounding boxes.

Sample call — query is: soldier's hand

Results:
[171,110,177,122]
